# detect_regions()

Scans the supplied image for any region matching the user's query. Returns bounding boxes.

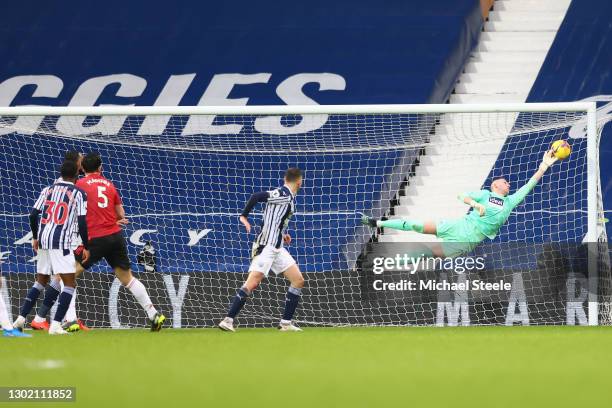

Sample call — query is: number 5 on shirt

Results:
[97,186,108,208]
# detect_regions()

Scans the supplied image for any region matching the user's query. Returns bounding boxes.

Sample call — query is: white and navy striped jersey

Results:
[55,177,83,248]
[33,181,87,250]
[242,185,295,250]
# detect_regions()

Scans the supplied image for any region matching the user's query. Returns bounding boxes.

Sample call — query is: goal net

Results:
[0,104,609,328]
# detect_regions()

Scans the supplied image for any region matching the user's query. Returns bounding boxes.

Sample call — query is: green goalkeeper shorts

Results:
[436,219,486,257]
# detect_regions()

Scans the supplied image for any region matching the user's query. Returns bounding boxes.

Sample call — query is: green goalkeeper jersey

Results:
[462,177,538,239]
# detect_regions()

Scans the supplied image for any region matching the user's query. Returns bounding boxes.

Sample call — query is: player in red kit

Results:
[75,153,166,331]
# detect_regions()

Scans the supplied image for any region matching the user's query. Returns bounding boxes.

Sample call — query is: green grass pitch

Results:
[1,326,611,408]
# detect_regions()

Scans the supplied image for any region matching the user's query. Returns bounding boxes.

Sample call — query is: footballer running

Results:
[219,168,305,332]
[74,153,166,331]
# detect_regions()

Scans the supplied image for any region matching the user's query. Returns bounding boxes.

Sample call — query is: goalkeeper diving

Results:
[362,150,560,258]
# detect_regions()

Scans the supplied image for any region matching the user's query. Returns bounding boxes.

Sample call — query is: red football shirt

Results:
[76,173,123,240]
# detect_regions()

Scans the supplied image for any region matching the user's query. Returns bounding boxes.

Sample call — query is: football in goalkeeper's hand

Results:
[551,140,571,160]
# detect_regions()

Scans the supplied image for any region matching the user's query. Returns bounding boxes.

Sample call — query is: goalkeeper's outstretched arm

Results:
[508,150,559,208]
[361,150,558,232]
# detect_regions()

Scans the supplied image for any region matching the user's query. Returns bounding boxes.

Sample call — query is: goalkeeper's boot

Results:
[62,320,80,333]
[48,321,69,335]
[3,329,32,338]
[278,322,303,332]
[150,313,166,332]
[218,317,236,332]
[360,215,378,228]
[30,319,50,331]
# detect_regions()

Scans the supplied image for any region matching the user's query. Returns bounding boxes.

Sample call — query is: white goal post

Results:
[0,102,608,328]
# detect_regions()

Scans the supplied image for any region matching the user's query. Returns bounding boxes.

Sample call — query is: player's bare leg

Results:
[219,271,265,332]
[413,222,445,258]
[75,262,85,278]
[0,282,14,332]
[243,271,265,292]
[279,264,305,331]
[114,267,165,331]
[48,273,76,335]
[1,277,31,337]
[422,221,436,235]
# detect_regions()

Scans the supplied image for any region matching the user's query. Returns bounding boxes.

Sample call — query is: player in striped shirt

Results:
[59,151,90,331]
[13,160,90,335]
[219,168,305,332]
[31,150,90,332]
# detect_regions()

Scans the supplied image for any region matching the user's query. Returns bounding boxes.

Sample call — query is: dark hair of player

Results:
[284,167,302,182]
[64,150,81,163]
[60,160,79,180]
[82,153,102,173]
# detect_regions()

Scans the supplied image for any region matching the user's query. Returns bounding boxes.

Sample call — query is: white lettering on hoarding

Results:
[0,72,347,136]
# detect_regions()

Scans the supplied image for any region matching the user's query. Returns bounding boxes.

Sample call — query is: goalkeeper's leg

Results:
[362,216,446,258]
[361,216,437,234]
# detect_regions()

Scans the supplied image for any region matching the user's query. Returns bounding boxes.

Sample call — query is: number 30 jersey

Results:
[33,180,87,250]
[76,172,123,240]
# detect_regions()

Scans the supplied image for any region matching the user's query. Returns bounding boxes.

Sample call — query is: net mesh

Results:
[0,108,609,327]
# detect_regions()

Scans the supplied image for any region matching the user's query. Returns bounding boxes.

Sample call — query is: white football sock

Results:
[64,287,77,322]
[125,278,157,320]
[33,315,46,323]
[0,294,14,330]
